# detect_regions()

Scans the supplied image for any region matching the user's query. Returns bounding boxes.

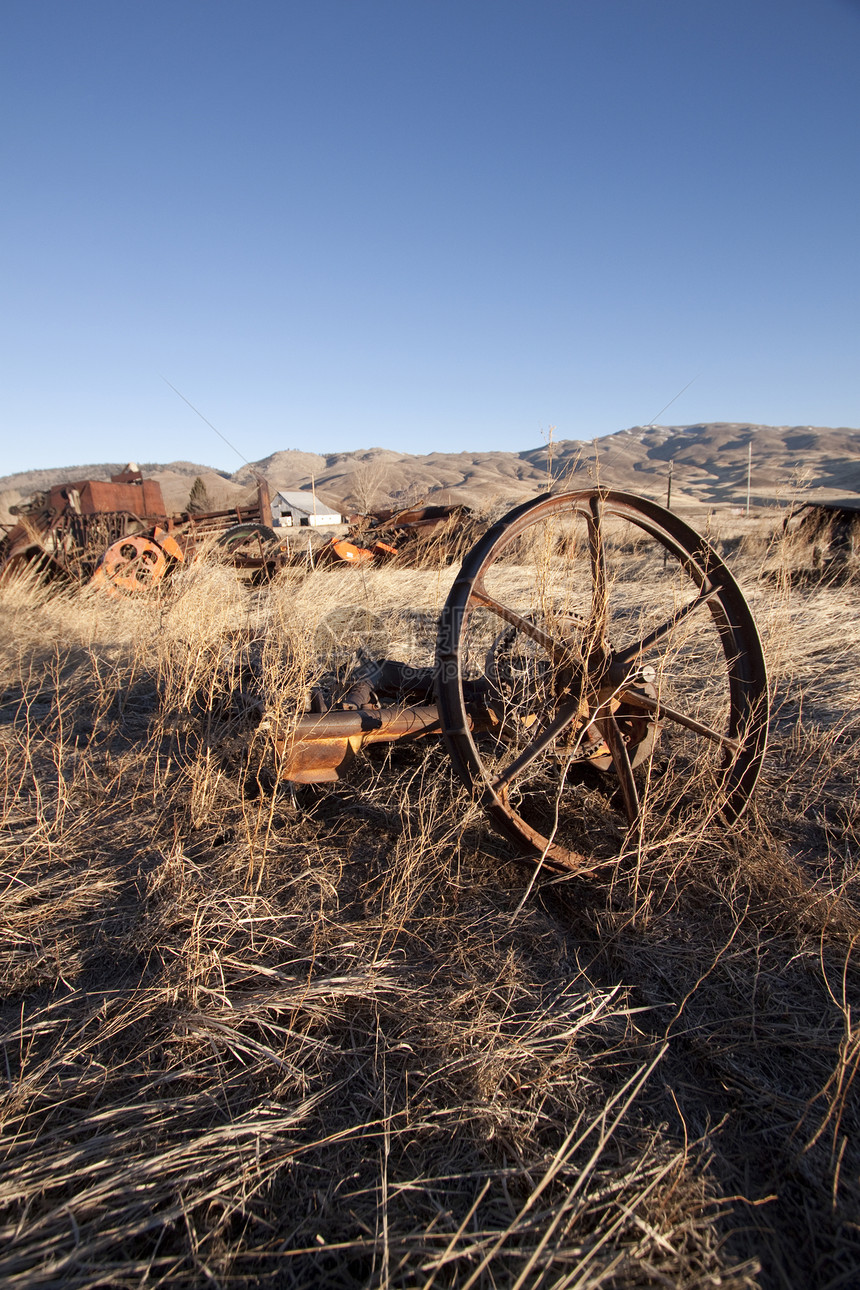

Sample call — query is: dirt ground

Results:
[1,504,858,1288]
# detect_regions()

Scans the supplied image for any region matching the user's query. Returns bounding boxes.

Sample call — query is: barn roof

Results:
[273,490,341,515]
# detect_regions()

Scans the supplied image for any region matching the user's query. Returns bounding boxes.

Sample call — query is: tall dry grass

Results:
[0,519,858,1288]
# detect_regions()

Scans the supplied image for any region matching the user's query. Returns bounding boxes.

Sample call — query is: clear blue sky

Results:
[1,0,858,476]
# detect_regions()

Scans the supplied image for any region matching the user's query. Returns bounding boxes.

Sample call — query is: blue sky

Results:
[1,0,858,476]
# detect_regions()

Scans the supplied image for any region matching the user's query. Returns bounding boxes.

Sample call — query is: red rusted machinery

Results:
[270,490,769,873]
[0,470,278,591]
[89,476,277,593]
[0,470,169,583]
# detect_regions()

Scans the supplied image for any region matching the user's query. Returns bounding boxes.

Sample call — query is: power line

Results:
[645,373,701,427]
[160,377,250,467]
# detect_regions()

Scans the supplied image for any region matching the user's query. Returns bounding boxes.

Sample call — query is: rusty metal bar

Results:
[273,702,495,784]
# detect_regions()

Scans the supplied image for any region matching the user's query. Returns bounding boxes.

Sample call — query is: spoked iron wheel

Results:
[436,490,769,872]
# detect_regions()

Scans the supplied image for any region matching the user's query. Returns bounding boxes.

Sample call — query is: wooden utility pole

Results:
[746,442,752,517]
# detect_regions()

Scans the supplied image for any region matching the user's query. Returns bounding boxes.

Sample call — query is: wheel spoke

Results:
[490,694,583,792]
[587,496,609,645]
[469,583,563,657]
[616,582,721,665]
[596,709,640,825]
[618,687,740,753]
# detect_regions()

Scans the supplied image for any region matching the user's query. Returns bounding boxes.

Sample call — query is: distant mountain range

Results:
[2,422,859,523]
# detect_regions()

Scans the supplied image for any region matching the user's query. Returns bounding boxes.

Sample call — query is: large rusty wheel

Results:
[436,490,769,872]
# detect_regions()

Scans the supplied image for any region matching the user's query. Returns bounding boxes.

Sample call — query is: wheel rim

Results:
[435,489,769,872]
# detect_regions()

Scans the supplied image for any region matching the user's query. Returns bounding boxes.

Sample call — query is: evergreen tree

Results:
[187,476,212,513]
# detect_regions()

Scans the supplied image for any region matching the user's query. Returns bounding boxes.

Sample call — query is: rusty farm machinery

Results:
[0,468,280,592]
[327,503,475,567]
[0,471,475,590]
[266,489,769,874]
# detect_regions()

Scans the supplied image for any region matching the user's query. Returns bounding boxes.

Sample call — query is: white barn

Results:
[271,490,342,527]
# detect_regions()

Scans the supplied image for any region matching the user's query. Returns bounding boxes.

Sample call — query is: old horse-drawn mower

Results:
[271,489,769,873]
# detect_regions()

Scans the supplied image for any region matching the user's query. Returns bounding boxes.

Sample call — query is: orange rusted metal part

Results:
[76,477,166,517]
[273,702,499,784]
[274,706,444,782]
[329,539,375,565]
[152,527,186,562]
[89,535,169,596]
[318,537,399,566]
[38,472,168,520]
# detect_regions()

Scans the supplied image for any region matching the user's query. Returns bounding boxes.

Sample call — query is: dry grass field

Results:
[1,506,858,1289]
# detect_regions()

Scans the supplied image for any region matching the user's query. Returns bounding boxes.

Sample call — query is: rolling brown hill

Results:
[2,422,858,525]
